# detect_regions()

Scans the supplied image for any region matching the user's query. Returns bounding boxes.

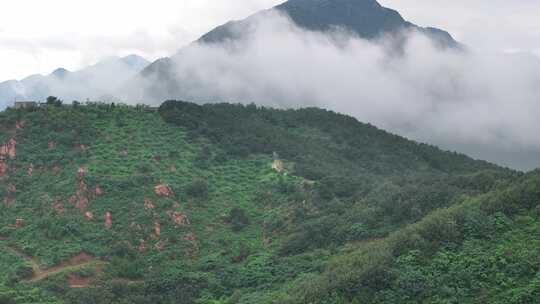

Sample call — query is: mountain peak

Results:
[198,0,457,47]
[280,0,383,10]
[121,54,150,69]
[50,67,70,79]
[275,0,406,38]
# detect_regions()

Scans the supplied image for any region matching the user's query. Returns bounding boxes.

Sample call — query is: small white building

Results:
[14,101,37,109]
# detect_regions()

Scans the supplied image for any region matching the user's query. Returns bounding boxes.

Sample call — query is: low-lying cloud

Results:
[125,12,540,171]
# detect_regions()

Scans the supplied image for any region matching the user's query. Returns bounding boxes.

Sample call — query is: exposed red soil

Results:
[52,201,65,214]
[94,185,103,196]
[154,184,173,197]
[154,222,161,236]
[170,211,190,226]
[0,160,7,178]
[68,261,103,288]
[68,275,91,288]
[78,180,87,191]
[7,183,16,193]
[138,240,146,252]
[8,219,25,229]
[104,212,112,229]
[15,121,25,130]
[68,195,77,204]
[76,197,89,212]
[0,138,16,159]
[4,245,103,287]
[78,167,86,178]
[85,211,94,221]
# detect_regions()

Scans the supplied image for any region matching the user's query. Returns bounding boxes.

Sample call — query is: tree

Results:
[186,178,209,199]
[46,96,63,107]
[227,207,250,231]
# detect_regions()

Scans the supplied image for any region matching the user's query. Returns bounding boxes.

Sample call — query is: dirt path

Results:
[1,241,102,284]
[28,253,103,283]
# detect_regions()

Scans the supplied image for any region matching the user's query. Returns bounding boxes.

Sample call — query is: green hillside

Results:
[0,101,537,304]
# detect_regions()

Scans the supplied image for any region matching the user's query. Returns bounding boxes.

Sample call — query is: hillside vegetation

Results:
[0,101,537,304]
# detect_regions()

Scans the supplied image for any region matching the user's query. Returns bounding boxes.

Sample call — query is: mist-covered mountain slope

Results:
[0,55,149,109]
[199,0,457,47]
[128,0,459,104]
[2,101,534,304]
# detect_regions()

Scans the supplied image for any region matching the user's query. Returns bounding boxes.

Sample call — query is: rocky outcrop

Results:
[272,159,284,172]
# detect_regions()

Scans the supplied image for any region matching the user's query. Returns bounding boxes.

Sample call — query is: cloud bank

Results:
[0,0,284,80]
[0,55,149,109]
[126,13,540,170]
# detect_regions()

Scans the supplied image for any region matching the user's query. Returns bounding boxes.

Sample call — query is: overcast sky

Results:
[1,0,539,80]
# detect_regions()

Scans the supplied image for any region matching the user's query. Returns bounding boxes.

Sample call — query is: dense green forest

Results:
[0,101,537,304]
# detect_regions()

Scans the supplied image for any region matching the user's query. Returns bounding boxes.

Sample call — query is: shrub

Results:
[46,96,63,107]
[227,208,251,232]
[9,264,34,283]
[186,178,209,199]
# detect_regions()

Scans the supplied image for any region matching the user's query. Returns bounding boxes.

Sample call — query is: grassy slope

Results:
[0,104,311,303]
[0,102,535,304]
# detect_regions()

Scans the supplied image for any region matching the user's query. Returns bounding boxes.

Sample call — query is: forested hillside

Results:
[0,101,537,304]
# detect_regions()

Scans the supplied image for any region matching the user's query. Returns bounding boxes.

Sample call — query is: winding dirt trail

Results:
[27,253,103,283]
[1,240,102,284]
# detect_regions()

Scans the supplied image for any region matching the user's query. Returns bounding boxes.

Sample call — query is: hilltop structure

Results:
[13,101,38,109]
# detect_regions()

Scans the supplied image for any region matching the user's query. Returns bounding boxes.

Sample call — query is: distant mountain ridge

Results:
[0,55,149,108]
